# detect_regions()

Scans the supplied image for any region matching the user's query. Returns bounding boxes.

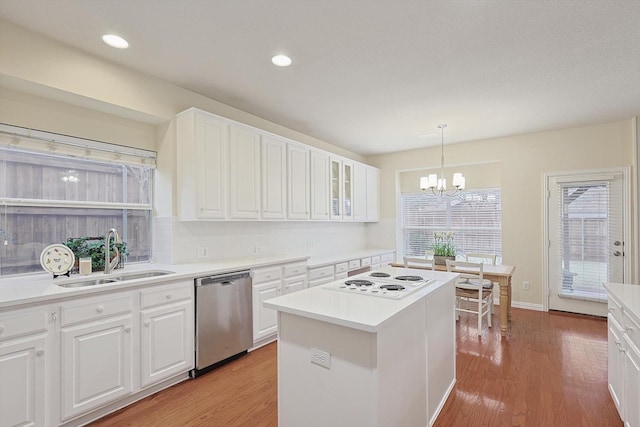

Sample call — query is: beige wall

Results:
[367,120,636,307]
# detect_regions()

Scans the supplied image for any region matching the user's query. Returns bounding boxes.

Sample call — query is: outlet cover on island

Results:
[310,347,331,369]
[523,281,530,290]
[197,247,209,258]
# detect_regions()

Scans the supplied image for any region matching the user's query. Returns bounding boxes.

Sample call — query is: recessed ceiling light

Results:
[271,54,292,67]
[102,34,129,49]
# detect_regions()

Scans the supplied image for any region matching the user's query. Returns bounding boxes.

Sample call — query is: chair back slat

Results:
[403,256,434,270]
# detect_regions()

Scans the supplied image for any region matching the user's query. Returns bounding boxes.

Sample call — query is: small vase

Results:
[434,255,455,266]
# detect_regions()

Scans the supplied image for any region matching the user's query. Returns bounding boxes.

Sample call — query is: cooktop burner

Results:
[370,272,391,278]
[344,279,374,287]
[379,284,405,291]
[395,275,423,282]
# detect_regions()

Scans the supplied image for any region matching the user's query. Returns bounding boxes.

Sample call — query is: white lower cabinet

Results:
[0,279,197,426]
[608,313,625,415]
[59,293,134,421]
[607,288,640,427]
[252,261,308,343]
[0,307,49,427]
[140,281,194,388]
[624,336,640,427]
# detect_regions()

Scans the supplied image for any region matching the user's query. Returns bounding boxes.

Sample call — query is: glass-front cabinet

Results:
[330,157,353,221]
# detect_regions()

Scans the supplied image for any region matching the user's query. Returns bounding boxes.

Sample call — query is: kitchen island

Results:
[264,266,458,427]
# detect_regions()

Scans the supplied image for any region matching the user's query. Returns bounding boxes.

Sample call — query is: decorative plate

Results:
[40,244,75,275]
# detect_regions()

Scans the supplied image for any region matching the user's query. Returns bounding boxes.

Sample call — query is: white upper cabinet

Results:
[261,135,287,219]
[176,108,379,222]
[229,123,261,219]
[310,150,331,220]
[287,143,310,220]
[330,156,354,221]
[177,109,228,220]
[366,165,380,222]
[353,162,367,222]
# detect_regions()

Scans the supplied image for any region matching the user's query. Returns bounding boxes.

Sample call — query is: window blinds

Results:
[555,180,619,299]
[401,189,502,260]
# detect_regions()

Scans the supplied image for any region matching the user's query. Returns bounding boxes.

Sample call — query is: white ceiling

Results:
[1,0,639,155]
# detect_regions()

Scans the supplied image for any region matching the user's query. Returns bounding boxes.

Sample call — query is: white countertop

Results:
[264,265,458,333]
[0,254,308,309]
[307,249,395,268]
[604,282,640,324]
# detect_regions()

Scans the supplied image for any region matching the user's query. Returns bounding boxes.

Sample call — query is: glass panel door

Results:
[547,171,626,316]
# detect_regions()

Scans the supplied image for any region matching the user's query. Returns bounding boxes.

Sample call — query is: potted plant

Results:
[65,236,128,273]
[431,231,456,265]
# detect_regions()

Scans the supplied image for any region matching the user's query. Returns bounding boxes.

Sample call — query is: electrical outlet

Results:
[310,347,331,369]
[523,281,530,290]
[254,246,263,254]
[197,247,209,258]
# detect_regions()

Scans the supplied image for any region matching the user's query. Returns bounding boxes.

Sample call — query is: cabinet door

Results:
[283,275,308,295]
[262,135,287,219]
[330,157,342,220]
[625,339,640,427]
[229,123,261,219]
[353,162,367,222]
[288,143,310,220]
[310,151,330,220]
[608,315,624,417]
[195,112,228,219]
[252,281,280,342]
[141,300,193,388]
[343,160,353,221]
[366,166,380,222]
[60,316,133,420]
[0,336,46,427]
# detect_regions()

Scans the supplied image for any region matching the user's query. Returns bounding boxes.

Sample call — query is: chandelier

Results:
[419,124,465,196]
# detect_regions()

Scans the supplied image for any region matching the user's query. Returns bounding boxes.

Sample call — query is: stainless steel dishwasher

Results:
[192,270,253,377]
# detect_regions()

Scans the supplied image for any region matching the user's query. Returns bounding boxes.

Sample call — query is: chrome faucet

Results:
[105,228,122,274]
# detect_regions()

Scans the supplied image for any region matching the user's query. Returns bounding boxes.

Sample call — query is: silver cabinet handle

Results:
[96,305,104,313]
[36,350,44,357]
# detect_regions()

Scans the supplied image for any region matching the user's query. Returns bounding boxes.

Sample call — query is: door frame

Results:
[542,167,632,312]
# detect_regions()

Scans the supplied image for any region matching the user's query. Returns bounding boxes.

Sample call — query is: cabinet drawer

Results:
[371,255,381,265]
[335,262,348,274]
[381,253,394,264]
[335,272,348,280]
[626,312,640,349]
[361,257,371,267]
[283,262,307,278]
[141,282,192,309]
[60,294,133,327]
[252,267,283,284]
[308,265,334,281]
[0,309,47,341]
[348,259,361,270]
[608,297,624,326]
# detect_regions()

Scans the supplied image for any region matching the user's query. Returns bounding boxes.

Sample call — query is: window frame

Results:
[400,188,503,262]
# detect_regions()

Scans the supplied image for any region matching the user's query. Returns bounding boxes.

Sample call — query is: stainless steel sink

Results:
[55,270,174,288]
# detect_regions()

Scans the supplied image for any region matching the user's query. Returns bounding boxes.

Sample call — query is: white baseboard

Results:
[494,298,544,311]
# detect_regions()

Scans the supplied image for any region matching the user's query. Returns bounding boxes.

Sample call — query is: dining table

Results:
[390,261,516,337]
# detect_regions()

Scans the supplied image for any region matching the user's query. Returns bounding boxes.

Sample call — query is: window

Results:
[0,125,155,276]
[401,188,502,261]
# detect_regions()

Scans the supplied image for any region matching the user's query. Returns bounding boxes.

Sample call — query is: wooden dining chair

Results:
[446,260,494,336]
[403,256,434,270]
[464,253,497,314]
[464,253,496,265]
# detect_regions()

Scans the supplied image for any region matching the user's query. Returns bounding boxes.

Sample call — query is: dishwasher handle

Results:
[196,271,250,287]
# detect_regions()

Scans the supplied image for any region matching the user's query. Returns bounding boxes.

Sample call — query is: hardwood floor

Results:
[89,309,622,427]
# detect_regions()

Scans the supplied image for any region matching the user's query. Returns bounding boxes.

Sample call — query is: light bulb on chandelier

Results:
[419,124,465,196]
